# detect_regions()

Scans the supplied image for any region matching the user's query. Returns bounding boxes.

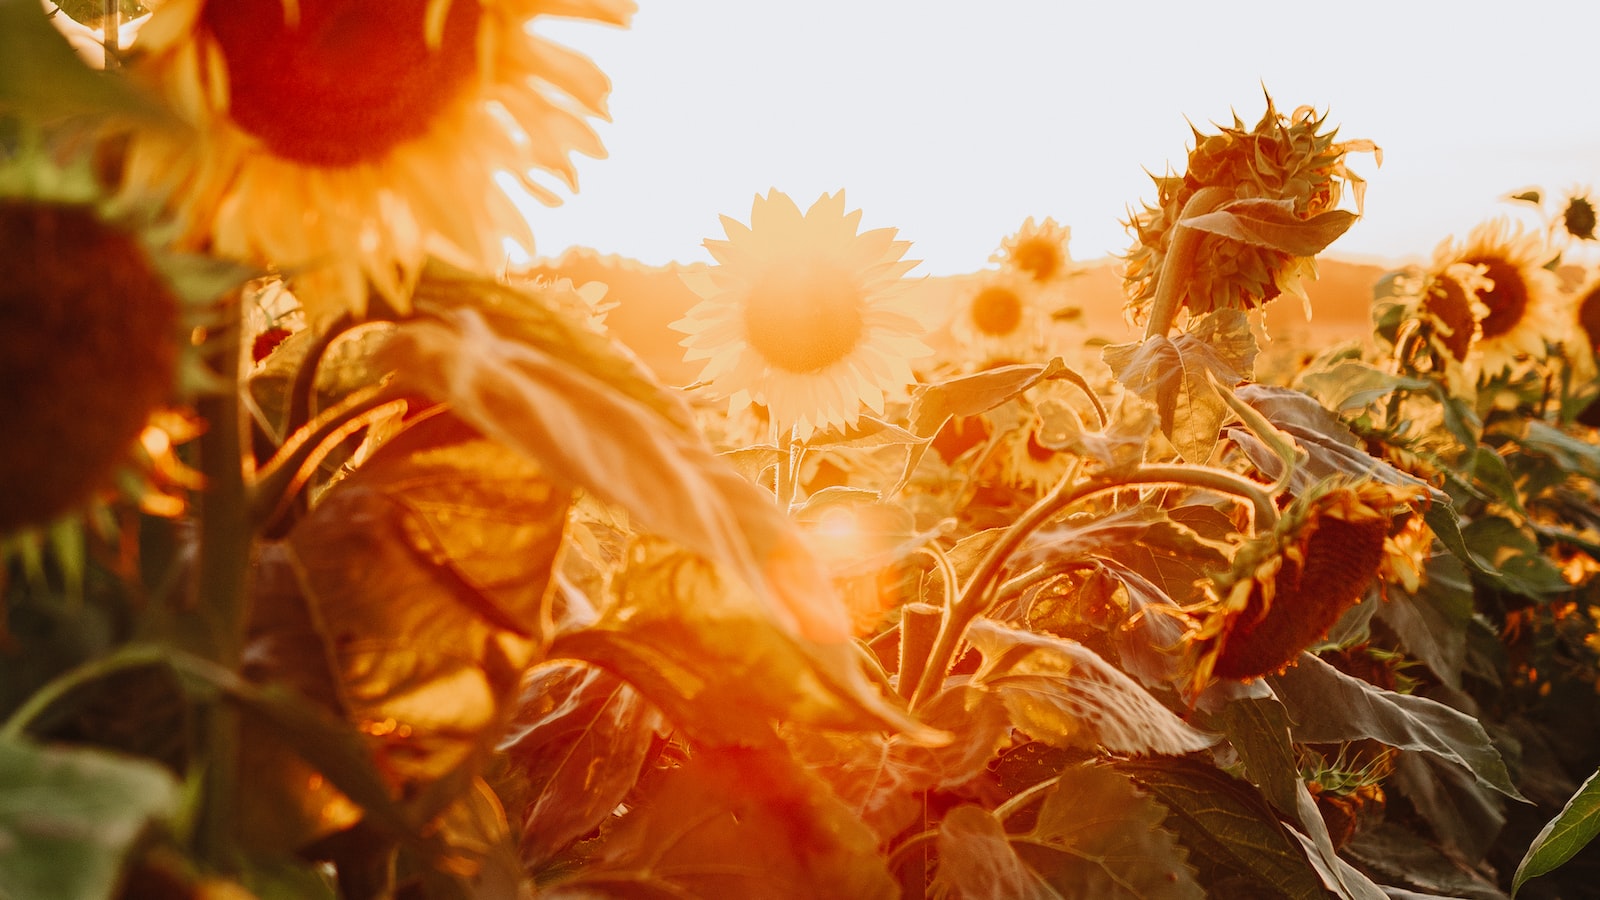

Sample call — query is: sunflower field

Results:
[8,3,1600,899]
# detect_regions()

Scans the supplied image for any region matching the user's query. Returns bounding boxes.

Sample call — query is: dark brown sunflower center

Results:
[203,0,481,167]
[1422,274,1476,362]
[742,264,865,373]
[1579,286,1600,353]
[970,285,1023,336]
[0,200,179,532]
[1011,238,1063,281]
[1466,257,1529,341]
[1564,196,1598,242]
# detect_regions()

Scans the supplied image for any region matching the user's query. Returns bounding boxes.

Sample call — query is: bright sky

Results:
[522,1,1600,276]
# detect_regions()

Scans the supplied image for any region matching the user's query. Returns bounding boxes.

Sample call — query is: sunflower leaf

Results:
[1178,198,1357,257]
[543,745,897,900]
[1297,361,1432,413]
[966,619,1217,756]
[547,538,943,747]
[1514,766,1600,896]
[1268,653,1524,800]
[0,1,175,124]
[1375,552,1474,691]
[1103,335,1241,463]
[0,735,179,900]
[931,805,1059,899]
[497,663,664,869]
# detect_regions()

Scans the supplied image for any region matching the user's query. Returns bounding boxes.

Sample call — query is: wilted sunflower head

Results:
[1122,95,1376,323]
[1430,219,1563,375]
[993,216,1073,284]
[0,151,193,534]
[1186,479,1429,689]
[670,190,928,441]
[118,0,633,325]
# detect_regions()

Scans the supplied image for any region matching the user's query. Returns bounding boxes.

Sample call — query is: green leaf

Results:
[1514,765,1600,896]
[1269,653,1523,799]
[1297,361,1431,413]
[1516,420,1600,481]
[385,301,852,644]
[1465,446,1526,516]
[966,619,1217,756]
[1375,553,1473,691]
[999,764,1206,899]
[1178,198,1357,257]
[1111,757,1330,900]
[548,539,939,747]
[931,805,1057,899]
[0,0,174,124]
[1103,333,1241,463]
[1460,516,1570,600]
[1344,821,1509,900]
[0,735,179,900]
[498,663,664,868]
[545,746,897,900]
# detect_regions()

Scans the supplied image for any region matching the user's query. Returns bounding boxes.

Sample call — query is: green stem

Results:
[0,644,171,741]
[191,293,253,870]
[1143,186,1233,340]
[994,774,1063,826]
[909,463,1276,707]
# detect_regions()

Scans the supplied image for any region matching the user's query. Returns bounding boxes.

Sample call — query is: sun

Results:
[670,189,929,441]
[117,0,632,326]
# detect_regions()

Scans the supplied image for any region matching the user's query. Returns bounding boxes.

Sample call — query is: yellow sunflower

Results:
[992,216,1073,284]
[1431,219,1564,375]
[671,189,929,441]
[118,0,633,325]
[1186,479,1428,689]
[950,268,1046,365]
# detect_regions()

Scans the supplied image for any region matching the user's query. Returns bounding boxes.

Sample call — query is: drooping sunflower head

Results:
[671,190,928,441]
[1186,479,1429,689]
[1431,218,1563,375]
[993,216,1072,284]
[0,149,193,535]
[119,0,633,325]
[1121,95,1376,322]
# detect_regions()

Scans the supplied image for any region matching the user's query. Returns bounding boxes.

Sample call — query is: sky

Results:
[521,1,1600,276]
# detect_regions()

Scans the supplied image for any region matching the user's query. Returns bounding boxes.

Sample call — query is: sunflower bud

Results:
[0,199,180,532]
[1188,480,1427,685]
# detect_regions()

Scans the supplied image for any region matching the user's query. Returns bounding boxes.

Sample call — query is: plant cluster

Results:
[5,3,1600,899]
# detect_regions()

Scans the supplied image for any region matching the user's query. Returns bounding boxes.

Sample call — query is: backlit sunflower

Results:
[671,189,928,441]
[950,268,1046,365]
[117,0,633,325]
[1186,479,1428,689]
[1431,219,1563,375]
[993,216,1072,284]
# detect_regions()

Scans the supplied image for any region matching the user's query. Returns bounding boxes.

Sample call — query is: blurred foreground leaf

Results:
[0,735,178,900]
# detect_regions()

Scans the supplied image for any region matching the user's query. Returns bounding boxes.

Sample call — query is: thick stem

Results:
[1143,186,1234,340]
[776,427,799,509]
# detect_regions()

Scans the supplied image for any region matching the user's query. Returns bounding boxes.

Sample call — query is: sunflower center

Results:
[1422,274,1476,362]
[970,285,1024,336]
[1579,286,1600,352]
[1467,257,1529,341]
[1564,196,1598,242]
[203,0,482,167]
[1012,238,1064,281]
[741,263,866,373]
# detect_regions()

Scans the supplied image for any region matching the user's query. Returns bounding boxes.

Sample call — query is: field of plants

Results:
[7,2,1600,898]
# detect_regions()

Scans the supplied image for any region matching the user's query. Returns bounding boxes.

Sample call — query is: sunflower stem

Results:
[908,462,1276,708]
[190,290,254,870]
[1143,186,1233,340]
[776,426,800,509]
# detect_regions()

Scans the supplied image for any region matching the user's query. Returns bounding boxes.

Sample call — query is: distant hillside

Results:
[529,248,1394,385]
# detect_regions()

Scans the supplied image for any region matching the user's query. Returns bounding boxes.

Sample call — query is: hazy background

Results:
[521,0,1600,276]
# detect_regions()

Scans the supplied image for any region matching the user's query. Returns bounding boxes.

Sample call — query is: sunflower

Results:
[993,216,1073,284]
[1122,95,1376,323]
[1186,479,1428,688]
[1560,189,1598,243]
[950,268,1046,365]
[117,0,633,326]
[1431,219,1564,375]
[671,189,928,441]
[0,142,208,536]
